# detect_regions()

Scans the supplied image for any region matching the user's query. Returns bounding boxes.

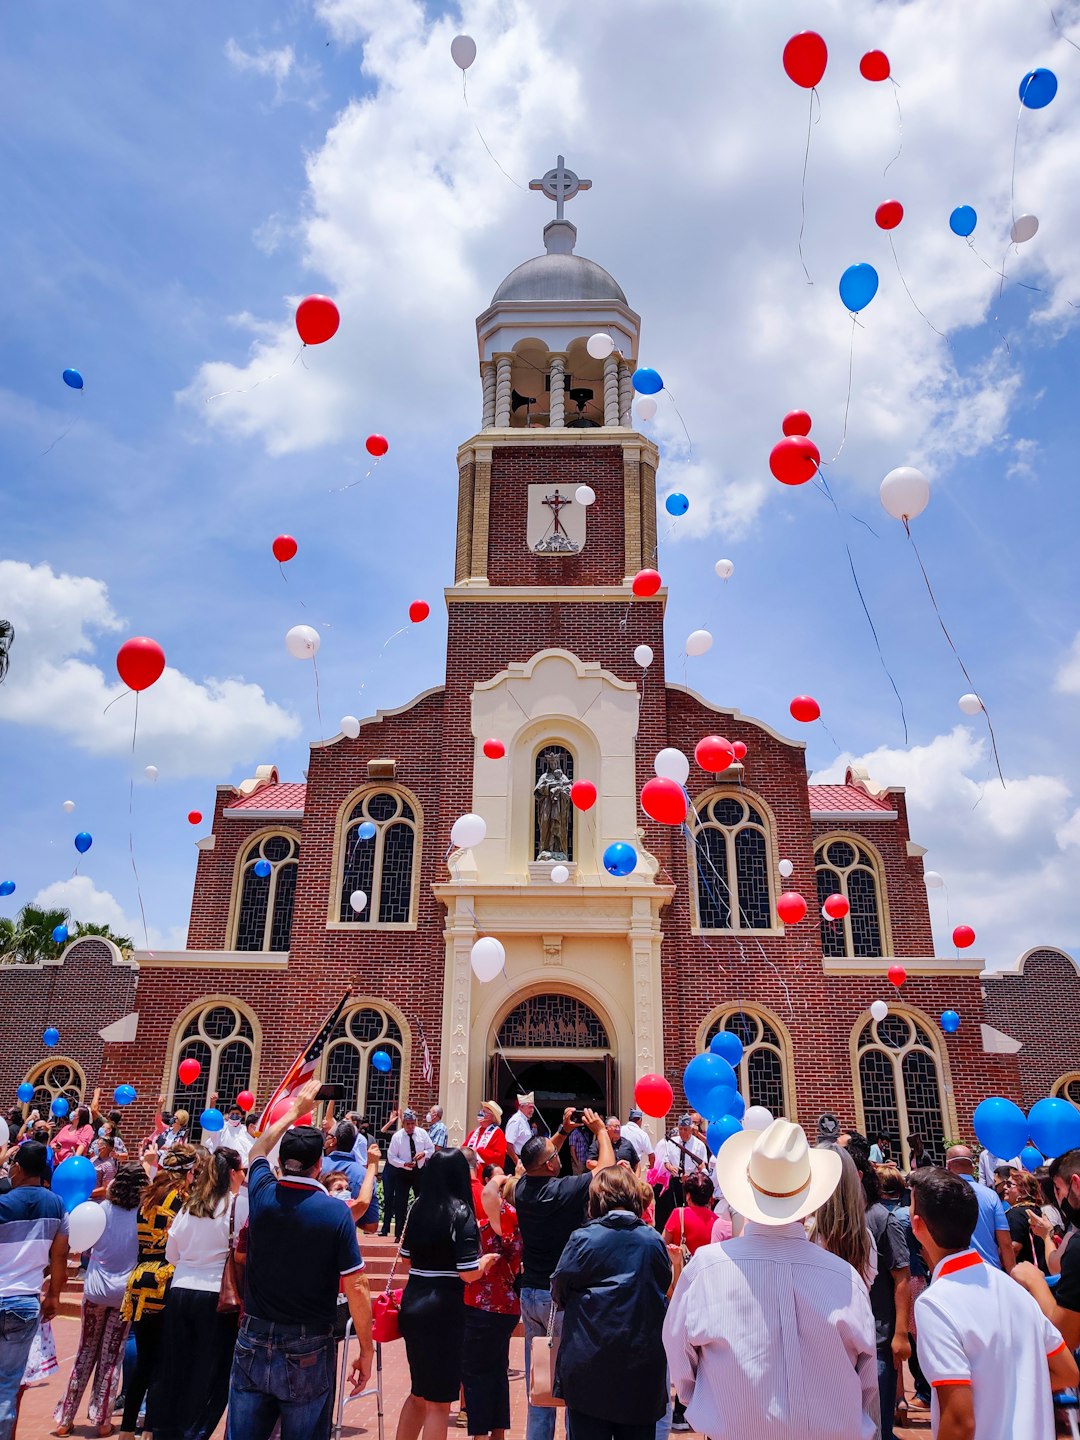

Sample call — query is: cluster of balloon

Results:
[273,535,297,564]
[695,735,735,773]
[295,295,340,347]
[602,842,637,877]
[113,1083,137,1107]
[43,1026,60,1048]
[371,1049,392,1073]
[665,493,689,517]
[715,558,734,580]
[340,715,361,739]
[570,780,596,811]
[634,1073,673,1118]
[285,624,320,659]
[887,964,907,988]
[685,628,713,657]
[470,936,505,982]
[365,435,389,458]
[178,1057,201,1085]
[632,568,662,597]
[953,925,975,949]
[52,924,68,944]
[789,695,820,723]
[940,1010,960,1035]
[349,890,368,913]
[821,893,850,922]
[839,262,879,314]
[0,880,15,898]
[451,812,487,849]
[587,333,615,360]
[253,859,271,878]
[640,777,687,826]
[684,1052,740,1124]
[777,891,807,924]
[976,1095,1080,1162]
[482,738,505,759]
[201,1108,225,1133]
[63,368,84,390]
[409,600,430,624]
[550,864,570,884]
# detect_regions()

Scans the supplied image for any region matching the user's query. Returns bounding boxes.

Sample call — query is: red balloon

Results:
[632,568,662,598]
[366,434,389,458]
[875,200,904,231]
[789,695,821,723]
[860,49,890,81]
[236,1090,255,1113]
[634,1073,673,1119]
[640,776,688,826]
[695,735,735,772]
[409,600,430,623]
[272,535,298,563]
[482,739,505,760]
[888,964,907,988]
[777,891,808,925]
[953,924,976,949]
[178,1058,201,1086]
[782,409,812,437]
[267,1094,312,1127]
[769,435,820,486]
[732,740,747,761]
[187,811,203,826]
[823,893,850,920]
[783,31,828,89]
[570,780,597,811]
[116,637,166,692]
[295,294,340,346]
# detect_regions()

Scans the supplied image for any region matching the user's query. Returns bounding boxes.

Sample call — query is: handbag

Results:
[371,1203,411,1344]
[528,1302,564,1408]
[666,1208,692,1298]
[217,1196,244,1315]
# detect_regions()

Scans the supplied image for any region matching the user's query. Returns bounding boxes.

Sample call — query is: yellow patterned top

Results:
[120,1188,183,1322]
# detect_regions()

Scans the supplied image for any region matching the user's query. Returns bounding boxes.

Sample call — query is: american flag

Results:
[252,992,350,1135]
[416,1017,434,1087]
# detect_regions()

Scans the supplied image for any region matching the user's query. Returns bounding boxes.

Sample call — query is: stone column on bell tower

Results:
[493,355,512,428]
[548,354,566,429]
[619,361,633,427]
[481,361,496,429]
[603,354,620,426]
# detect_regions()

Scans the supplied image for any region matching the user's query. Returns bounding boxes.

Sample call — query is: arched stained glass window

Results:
[855,1011,946,1168]
[338,791,418,926]
[815,837,884,958]
[22,1059,85,1116]
[691,794,772,931]
[321,1006,405,1137]
[171,1003,255,1137]
[497,995,609,1049]
[235,833,299,951]
[705,1008,791,1118]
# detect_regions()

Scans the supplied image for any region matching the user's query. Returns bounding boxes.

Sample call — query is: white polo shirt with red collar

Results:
[914,1247,1067,1440]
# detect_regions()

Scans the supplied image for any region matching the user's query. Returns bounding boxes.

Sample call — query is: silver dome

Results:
[492,252,627,305]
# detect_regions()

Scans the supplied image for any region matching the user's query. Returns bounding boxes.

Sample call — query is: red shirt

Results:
[465,1123,507,1170]
[464,1206,522,1315]
[663,1204,716,1255]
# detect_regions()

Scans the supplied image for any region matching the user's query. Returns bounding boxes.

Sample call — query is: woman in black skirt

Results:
[395,1148,497,1440]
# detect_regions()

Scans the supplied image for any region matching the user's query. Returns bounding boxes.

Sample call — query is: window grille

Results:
[338,792,417,926]
[815,837,884,958]
[172,1003,255,1138]
[322,1006,405,1137]
[691,794,773,931]
[705,1010,790,1117]
[235,833,298,952]
[856,1012,946,1166]
[497,994,609,1049]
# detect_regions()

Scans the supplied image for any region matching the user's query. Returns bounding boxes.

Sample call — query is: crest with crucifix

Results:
[526,484,586,555]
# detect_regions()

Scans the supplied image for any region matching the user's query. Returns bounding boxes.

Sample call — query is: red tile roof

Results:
[225,782,307,813]
[807,784,895,815]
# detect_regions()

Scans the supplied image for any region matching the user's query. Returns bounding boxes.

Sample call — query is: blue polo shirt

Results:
[321,1151,380,1227]
[961,1174,1010,1268]
[245,1157,363,1326]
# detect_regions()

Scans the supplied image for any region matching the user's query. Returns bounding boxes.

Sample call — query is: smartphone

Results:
[314,1083,347,1102]
[569,1108,585,1125]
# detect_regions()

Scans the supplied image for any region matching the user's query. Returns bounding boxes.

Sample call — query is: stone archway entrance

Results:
[488,991,615,1139]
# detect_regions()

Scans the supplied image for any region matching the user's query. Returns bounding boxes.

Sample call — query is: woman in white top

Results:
[151,1146,246,1440]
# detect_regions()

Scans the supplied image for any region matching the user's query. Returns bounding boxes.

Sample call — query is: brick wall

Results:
[983,947,1080,1108]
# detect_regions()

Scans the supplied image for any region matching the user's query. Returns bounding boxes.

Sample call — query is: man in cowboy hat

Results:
[663,1119,879,1439]
[505,1093,536,1164]
[465,1101,507,1169]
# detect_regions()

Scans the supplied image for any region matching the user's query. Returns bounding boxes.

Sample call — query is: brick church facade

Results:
[4,166,1076,1165]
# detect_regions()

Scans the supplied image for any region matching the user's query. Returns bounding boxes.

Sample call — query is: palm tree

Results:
[74,920,135,956]
[0,905,71,965]
[0,620,12,683]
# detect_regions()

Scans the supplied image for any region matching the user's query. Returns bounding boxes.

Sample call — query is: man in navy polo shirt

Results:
[226,1080,374,1440]
[322,1120,381,1233]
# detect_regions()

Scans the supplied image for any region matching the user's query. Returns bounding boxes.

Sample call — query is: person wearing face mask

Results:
[202,1094,253,1165]
[465,1103,508,1171]
[1012,1146,1080,1354]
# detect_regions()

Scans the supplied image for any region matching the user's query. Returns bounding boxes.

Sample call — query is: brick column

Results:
[455,458,475,583]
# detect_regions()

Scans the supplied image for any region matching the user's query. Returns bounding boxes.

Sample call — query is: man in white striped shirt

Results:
[663,1120,879,1440]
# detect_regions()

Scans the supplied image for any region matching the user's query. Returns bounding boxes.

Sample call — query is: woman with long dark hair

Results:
[395,1148,498,1440]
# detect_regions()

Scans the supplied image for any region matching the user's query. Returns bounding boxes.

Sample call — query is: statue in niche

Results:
[534,749,573,860]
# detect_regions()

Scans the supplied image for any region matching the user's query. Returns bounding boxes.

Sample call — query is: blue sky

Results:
[2,0,1079,968]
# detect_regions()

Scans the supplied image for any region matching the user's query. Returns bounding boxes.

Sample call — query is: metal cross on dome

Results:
[529,155,592,221]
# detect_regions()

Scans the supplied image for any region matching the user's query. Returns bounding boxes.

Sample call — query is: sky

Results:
[1,0,1079,971]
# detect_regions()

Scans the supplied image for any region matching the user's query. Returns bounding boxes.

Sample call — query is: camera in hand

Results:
[314,1083,347,1102]
[568,1108,585,1125]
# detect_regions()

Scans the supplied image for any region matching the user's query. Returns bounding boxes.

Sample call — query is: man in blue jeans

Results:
[227,1079,374,1440]
[514,1108,614,1440]
[0,1141,68,1440]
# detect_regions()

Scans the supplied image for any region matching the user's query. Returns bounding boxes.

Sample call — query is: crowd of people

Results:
[1,1082,1079,1440]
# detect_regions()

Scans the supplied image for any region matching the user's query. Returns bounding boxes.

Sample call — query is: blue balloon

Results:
[709,1031,744,1068]
[113,1084,137,1107]
[200,1108,225,1134]
[1020,1143,1044,1172]
[52,925,68,945]
[949,205,977,238]
[602,842,637,877]
[1028,1097,1080,1159]
[940,1010,960,1035]
[43,1027,60,1048]
[62,368,84,391]
[706,1115,743,1152]
[52,1154,95,1211]
[631,367,664,395]
[74,832,93,854]
[1020,68,1057,109]
[726,1091,746,1121]
[51,1096,70,1118]
[358,821,377,841]
[0,880,14,897]
[17,1083,34,1104]
[665,493,689,517]
[253,859,272,878]
[371,1049,392,1073]
[684,1053,738,1120]
[838,263,879,313]
[973,1096,1028,1159]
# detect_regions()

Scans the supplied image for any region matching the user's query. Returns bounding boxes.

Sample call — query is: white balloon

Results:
[574,485,596,507]
[778,859,794,879]
[653,747,690,785]
[924,870,945,889]
[451,812,487,849]
[550,864,570,885]
[144,765,158,782]
[958,693,983,715]
[880,466,930,522]
[633,644,654,669]
[470,936,505,982]
[714,558,735,580]
[450,34,476,70]
[1011,213,1039,244]
[586,333,615,360]
[285,624,320,659]
[743,1106,774,1132]
[62,800,76,813]
[340,715,361,739]
[636,398,657,422]
[870,999,889,1023]
[349,890,368,914]
[68,1200,107,1252]
[0,1118,7,1148]
[685,628,713,657]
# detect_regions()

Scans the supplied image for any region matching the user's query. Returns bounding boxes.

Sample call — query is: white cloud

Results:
[225,38,295,84]
[31,875,184,951]
[1056,632,1080,694]
[0,561,301,777]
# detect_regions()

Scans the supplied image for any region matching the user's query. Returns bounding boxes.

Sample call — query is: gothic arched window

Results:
[705,1008,791,1118]
[321,1005,406,1136]
[338,790,418,926]
[234,833,299,951]
[22,1059,85,1116]
[170,1003,255,1135]
[691,793,772,931]
[497,994,610,1049]
[855,1011,947,1168]
[815,837,885,959]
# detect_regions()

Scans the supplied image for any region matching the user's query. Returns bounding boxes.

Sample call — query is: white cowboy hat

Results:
[714,1118,841,1226]
[481,1100,503,1124]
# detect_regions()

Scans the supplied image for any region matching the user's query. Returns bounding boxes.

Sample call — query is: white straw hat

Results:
[714,1118,841,1226]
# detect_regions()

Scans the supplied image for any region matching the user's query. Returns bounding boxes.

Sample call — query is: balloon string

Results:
[102,688,133,717]
[822,313,858,466]
[356,624,410,702]
[797,88,816,285]
[662,388,694,460]
[205,371,281,404]
[903,520,1006,787]
[331,456,383,493]
[1009,96,1025,227]
[311,652,324,739]
[816,716,844,757]
[884,78,903,176]
[1045,1,1080,51]
[128,691,151,950]
[462,70,527,192]
[888,234,948,340]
